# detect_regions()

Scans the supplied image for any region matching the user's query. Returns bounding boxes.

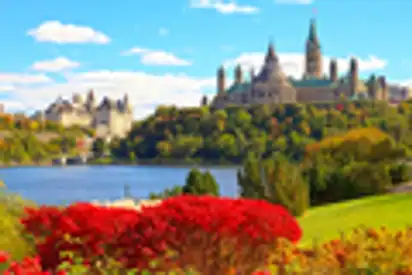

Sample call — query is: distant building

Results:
[43,90,133,138]
[208,18,405,108]
[0,103,4,114]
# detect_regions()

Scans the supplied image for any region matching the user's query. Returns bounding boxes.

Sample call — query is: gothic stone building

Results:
[209,19,400,109]
[43,90,133,138]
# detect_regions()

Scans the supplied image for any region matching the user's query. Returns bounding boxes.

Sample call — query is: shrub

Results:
[22,196,301,274]
[21,203,140,271]
[0,191,36,261]
[116,195,301,274]
[182,168,220,196]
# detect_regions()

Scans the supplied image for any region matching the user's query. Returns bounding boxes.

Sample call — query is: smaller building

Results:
[43,90,133,139]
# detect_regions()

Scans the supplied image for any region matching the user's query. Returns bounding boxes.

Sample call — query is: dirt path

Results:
[391,182,412,193]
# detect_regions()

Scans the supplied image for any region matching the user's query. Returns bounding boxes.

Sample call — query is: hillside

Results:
[298,193,412,245]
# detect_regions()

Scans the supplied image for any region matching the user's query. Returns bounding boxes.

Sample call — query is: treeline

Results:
[0,113,94,136]
[151,127,411,217]
[0,113,94,165]
[109,100,412,164]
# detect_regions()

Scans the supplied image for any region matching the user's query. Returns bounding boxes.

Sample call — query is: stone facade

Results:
[43,90,133,138]
[209,19,407,109]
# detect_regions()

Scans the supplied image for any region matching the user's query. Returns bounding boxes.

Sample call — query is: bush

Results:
[182,168,220,196]
[21,196,301,274]
[0,191,36,262]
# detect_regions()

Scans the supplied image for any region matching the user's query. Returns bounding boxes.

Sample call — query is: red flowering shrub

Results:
[21,196,301,274]
[22,203,140,270]
[116,195,301,274]
[0,251,66,275]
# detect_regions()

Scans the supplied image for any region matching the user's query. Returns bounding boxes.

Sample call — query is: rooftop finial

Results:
[266,38,276,62]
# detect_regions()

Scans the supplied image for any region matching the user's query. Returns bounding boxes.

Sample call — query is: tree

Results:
[263,157,309,217]
[92,138,107,157]
[237,155,265,199]
[183,168,220,196]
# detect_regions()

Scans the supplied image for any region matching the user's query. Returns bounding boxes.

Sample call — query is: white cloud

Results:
[0,73,53,85]
[158,27,169,36]
[31,57,81,72]
[123,47,192,66]
[0,85,15,91]
[3,71,215,119]
[275,0,313,4]
[224,52,387,79]
[28,21,110,44]
[190,0,259,14]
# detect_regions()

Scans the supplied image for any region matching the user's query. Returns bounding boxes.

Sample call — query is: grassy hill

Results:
[298,192,412,245]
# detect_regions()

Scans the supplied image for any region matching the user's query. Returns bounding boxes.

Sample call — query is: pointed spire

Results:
[265,39,277,62]
[308,18,319,45]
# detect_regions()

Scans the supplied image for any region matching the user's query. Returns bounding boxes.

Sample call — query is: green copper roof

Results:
[226,83,251,94]
[308,18,320,46]
[290,78,334,88]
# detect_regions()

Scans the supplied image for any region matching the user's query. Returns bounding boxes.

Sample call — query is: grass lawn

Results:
[298,193,412,246]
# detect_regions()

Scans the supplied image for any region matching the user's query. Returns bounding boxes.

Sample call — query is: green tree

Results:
[92,138,107,157]
[183,168,220,196]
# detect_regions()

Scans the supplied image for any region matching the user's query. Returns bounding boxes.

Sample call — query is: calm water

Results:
[0,165,239,205]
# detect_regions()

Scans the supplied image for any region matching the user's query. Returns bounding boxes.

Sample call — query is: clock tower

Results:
[305,18,322,78]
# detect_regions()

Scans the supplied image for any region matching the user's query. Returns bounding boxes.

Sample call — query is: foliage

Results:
[149,185,183,199]
[263,157,310,217]
[237,155,309,217]
[21,196,301,274]
[182,168,220,196]
[0,112,94,165]
[0,188,36,262]
[110,101,412,164]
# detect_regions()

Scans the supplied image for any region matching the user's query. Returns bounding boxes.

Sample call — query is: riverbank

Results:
[0,157,241,168]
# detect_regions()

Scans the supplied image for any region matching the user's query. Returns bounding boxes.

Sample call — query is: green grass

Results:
[298,193,412,246]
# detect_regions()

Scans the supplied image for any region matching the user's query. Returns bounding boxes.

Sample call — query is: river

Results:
[0,165,239,205]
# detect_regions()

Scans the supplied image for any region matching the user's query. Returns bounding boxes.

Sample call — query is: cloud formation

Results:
[123,47,192,66]
[224,52,387,79]
[2,71,215,119]
[28,21,110,44]
[190,0,259,14]
[0,73,53,85]
[31,57,81,72]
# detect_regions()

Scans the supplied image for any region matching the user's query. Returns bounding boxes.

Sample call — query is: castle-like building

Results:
[209,19,409,108]
[42,90,133,138]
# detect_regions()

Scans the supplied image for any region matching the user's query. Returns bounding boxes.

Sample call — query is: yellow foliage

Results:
[306,127,391,154]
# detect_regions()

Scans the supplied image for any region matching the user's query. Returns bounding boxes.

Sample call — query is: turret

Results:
[86,89,96,110]
[265,41,277,63]
[367,74,379,99]
[349,58,359,96]
[378,76,388,100]
[235,65,243,84]
[305,18,322,78]
[329,59,338,82]
[217,66,226,94]
[250,68,255,82]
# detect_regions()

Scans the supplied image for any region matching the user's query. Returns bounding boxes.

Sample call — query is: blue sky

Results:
[0,0,411,118]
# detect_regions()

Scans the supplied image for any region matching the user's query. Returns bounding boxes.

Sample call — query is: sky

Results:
[0,0,411,119]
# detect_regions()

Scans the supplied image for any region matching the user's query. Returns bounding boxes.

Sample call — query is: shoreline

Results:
[0,160,241,169]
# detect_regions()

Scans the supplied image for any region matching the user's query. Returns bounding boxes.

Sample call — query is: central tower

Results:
[305,18,322,78]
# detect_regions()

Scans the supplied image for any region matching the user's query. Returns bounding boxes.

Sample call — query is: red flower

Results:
[0,251,10,263]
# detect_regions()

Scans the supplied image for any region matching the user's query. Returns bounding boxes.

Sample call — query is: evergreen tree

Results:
[264,157,309,217]
[202,171,220,196]
[183,168,220,195]
[237,154,265,199]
